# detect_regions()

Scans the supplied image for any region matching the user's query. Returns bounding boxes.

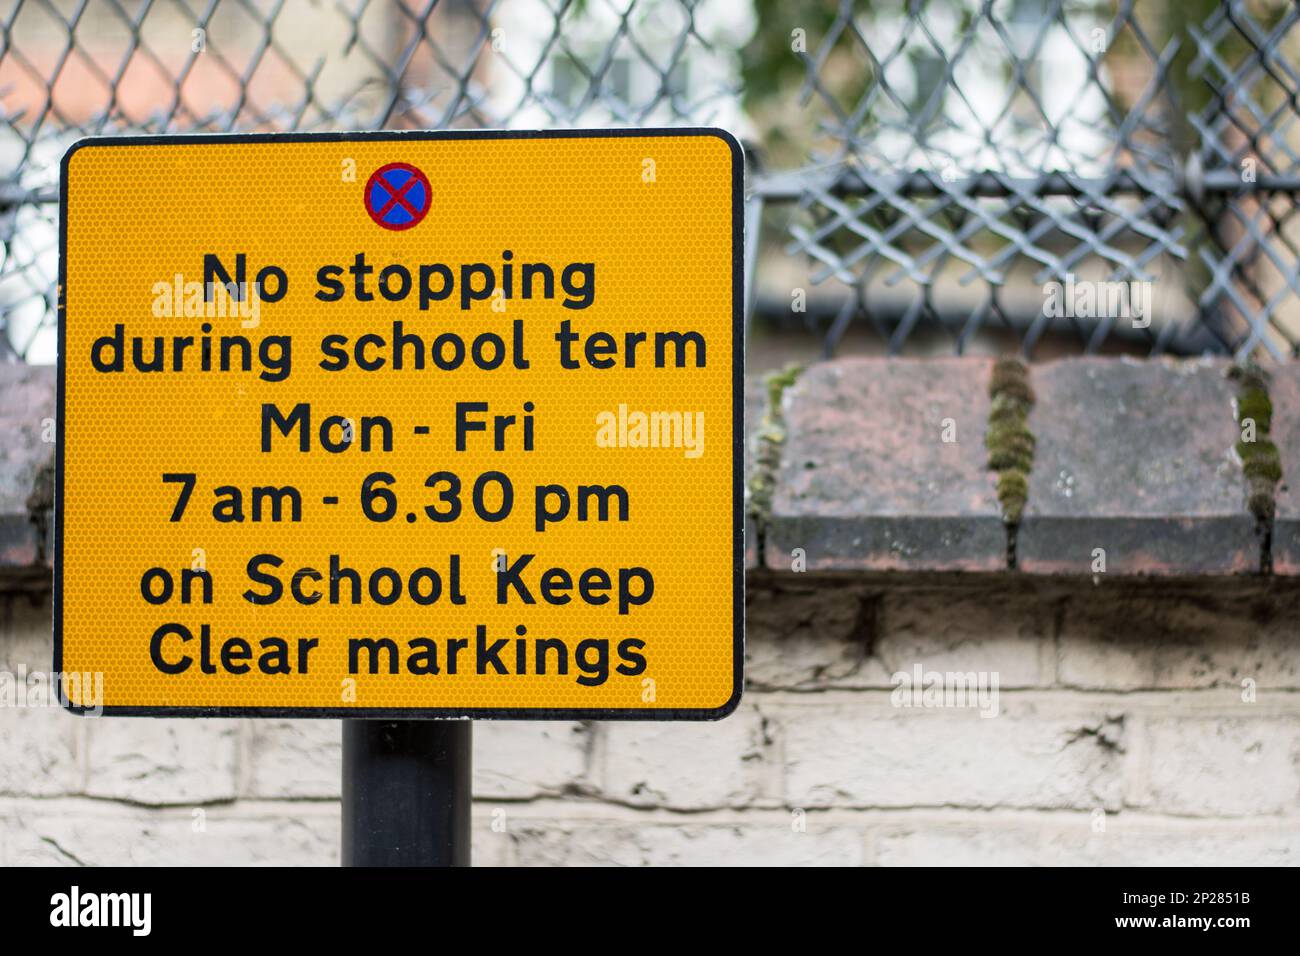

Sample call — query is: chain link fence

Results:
[2,0,1299,363]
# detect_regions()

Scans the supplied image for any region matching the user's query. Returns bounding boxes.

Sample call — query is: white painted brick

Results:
[0,705,79,796]
[1132,715,1300,816]
[875,824,1041,866]
[473,721,589,799]
[598,704,769,808]
[875,812,1300,866]
[508,816,863,866]
[3,799,337,866]
[1039,818,1300,866]
[878,591,1053,688]
[1059,594,1300,689]
[746,585,890,690]
[0,595,52,672]
[244,720,341,798]
[187,806,338,866]
[85,719,240,805]
[4,574,1300,867]
[0,595,81,798]
[747,588,1054,692]
[472,810,513,867]
[780,696,1124,811]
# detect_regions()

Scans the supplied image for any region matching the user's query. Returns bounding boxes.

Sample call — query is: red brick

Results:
[1018,358,1256,575]
[765,358,1005,571]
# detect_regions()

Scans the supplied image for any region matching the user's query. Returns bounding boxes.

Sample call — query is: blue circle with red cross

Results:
[364,163,431,230]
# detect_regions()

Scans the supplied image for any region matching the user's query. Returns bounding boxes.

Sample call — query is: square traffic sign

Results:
[56,129,742,719]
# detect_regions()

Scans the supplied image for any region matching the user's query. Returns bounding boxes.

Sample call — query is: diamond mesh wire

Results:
[2,0,1298,361]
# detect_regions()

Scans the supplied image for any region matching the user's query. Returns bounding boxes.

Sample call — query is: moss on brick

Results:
[1249,484,1276,521]
[986,358,1035,526]
[748,364,803,523]
[1229,362,1270,394]
[986,425,1034,472]
[1238,439,1282,482]
[989,358,1035,406]
[1229,362,1282,523]
[1237,387,1273,434]
[988,392,1031,426]
[765,364,801,414]
[996,469,1029,524]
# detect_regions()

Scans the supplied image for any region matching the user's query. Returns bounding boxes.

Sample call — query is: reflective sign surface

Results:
[57,130,742,718]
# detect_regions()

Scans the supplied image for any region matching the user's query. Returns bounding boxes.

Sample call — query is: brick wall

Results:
[4,577,1298,866]
[3,359,1299,866]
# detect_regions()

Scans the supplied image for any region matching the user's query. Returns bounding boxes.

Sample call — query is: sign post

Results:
[342,719,471,866]
[57,130,743,865]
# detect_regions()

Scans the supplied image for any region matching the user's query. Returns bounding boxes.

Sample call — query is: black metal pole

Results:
[341,719,472,867]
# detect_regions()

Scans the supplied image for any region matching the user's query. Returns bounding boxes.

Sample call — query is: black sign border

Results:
[55,128,745,721]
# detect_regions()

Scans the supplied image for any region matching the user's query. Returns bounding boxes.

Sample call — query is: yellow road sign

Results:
[56,130,742,719]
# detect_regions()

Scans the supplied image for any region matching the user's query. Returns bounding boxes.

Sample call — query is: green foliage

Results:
[741,1,857,109]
